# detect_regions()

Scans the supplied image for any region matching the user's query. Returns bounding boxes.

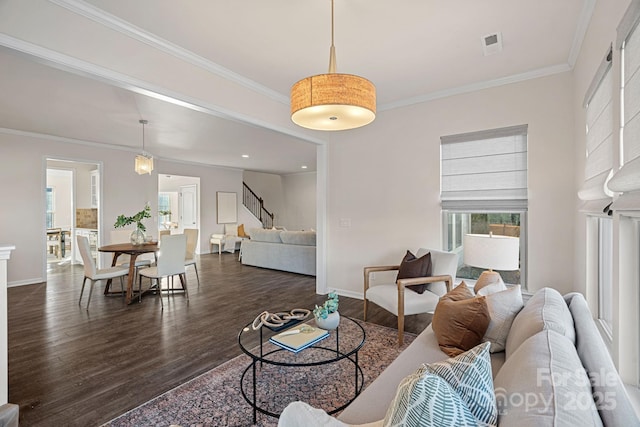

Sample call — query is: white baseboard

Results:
[8,278,44,287]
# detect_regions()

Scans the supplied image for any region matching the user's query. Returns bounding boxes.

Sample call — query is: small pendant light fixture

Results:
[290,0,376,131]
[134,119,154,175]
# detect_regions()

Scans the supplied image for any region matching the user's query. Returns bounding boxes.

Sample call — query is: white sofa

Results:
[279,287,638,426]
[240,228,316,276]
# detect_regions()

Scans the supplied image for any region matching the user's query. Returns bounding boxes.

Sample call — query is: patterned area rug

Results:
[104,321,415,427]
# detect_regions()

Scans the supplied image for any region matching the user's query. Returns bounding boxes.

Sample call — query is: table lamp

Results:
[463,233,520,288]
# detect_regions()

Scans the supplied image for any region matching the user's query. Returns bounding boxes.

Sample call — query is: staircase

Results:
[242,182,274,229]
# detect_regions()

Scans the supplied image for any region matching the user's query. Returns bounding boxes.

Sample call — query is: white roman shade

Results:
[610,0,640,204]
[441,125,528,210]
[579,46,614,207]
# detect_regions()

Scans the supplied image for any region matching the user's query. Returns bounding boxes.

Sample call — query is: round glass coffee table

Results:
[238,315,366,423]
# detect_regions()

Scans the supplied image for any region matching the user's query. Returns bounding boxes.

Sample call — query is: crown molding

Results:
[378,63,572,112]
[568,0,597,67]
[47,0,289,106]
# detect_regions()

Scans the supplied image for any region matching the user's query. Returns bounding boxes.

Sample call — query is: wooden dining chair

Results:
[138,234,188,308]
[77,235,129,310]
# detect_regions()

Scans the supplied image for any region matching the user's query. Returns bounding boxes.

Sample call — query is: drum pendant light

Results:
[290,0,376,131]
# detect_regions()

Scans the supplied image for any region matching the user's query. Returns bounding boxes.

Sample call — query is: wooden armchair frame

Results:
[363,265,453,346]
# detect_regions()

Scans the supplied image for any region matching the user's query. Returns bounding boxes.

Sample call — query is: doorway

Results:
[158,174,200,253]
[45,159,100,277]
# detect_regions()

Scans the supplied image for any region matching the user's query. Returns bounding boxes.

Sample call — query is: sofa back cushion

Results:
[249,228,282,243]
[279,230,316,246]
[494,329,603,427]
[565,292,639,426]
[505,287,575,358]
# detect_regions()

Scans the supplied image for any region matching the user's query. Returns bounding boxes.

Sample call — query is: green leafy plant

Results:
[114,204,152,232]
[159,209,172,217]
[313,292,339,319]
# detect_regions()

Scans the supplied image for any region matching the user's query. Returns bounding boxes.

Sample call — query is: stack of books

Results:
[269,325,329,353]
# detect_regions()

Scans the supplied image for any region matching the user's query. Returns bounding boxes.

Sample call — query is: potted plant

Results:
[114,204,152,245]
[313,292,340,330]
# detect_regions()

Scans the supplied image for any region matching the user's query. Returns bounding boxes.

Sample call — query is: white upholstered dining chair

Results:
[363,248,458,345]
[138,234,188,308]
[183,228,200,286]
[77,235,129,310]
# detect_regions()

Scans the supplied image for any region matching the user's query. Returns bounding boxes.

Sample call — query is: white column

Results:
[0,245,15,405]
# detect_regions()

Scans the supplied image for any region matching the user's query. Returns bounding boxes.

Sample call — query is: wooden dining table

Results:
[98,242,158,304]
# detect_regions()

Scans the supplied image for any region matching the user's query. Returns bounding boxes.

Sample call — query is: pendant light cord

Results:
[328,0,337,73]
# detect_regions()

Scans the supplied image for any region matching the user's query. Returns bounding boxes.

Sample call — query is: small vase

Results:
[315,311,340,330]
[130,228,146,245]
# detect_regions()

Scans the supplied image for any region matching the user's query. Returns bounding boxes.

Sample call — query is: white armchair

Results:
[364,248,458,345]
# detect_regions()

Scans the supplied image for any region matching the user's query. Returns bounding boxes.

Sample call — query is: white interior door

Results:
[179,184,198,232]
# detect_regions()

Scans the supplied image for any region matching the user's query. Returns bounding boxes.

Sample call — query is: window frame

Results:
[46,186,55,229]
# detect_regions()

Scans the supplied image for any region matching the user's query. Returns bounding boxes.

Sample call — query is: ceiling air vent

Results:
[481,32,503,56]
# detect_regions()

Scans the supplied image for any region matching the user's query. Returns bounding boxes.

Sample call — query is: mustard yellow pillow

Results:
[237,224,247,238]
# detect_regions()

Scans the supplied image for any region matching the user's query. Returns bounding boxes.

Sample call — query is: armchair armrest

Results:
[363,265,400,293]
[397,274,453,293]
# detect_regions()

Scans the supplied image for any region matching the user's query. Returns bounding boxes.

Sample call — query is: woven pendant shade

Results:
[291,73,376,131]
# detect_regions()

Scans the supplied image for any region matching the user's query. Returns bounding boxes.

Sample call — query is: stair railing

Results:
[242,182,274,229]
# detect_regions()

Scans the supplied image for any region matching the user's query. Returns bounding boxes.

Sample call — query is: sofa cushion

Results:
[279,401,384,427]
[279,230,316,246]
[483,285,524,353]
[425,342,497,425]
[383,366,478,427]
[249,228,282,243]
[494,329,603,427]
[396,250,432,294]
[505,287,575,358]
[432,283,490,357]
[565,293,639,425]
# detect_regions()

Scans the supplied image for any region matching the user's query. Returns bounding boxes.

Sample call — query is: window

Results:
[441,125,528,287]
[46,187,55,229]
[598,217,613,337]
[158,193,172,226]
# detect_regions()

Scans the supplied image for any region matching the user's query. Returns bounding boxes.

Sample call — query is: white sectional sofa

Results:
[279,287,638,426]
[240,228,316,276]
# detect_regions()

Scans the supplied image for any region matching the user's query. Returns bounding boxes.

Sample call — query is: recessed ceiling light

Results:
[301,165,308,169]
[242,154,249,158]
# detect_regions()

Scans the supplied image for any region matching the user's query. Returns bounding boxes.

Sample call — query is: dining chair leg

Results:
[86,279,95,310]
[193,264,200,287]
[79,277,88,306]
[158,278,163,309]
[138,275,144,303]
[180,273,189,301]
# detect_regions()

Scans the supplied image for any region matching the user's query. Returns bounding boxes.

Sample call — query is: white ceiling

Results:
[0,0,591,175]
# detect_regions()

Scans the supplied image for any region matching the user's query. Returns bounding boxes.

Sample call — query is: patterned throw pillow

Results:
[383,366,478,427]
[425,342,497,426]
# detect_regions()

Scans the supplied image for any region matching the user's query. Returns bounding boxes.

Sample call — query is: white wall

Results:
[282,172,317,231]
[325,72,575,298]
[0,131,243,285]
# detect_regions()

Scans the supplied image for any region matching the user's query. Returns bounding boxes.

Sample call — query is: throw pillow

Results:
[483,285,524,352]
[425,342,498,426]
[396,250,432,294]
[383,366,478,427]
[475,280,507,296]
[237,224,247,238]
[432,282,490,356]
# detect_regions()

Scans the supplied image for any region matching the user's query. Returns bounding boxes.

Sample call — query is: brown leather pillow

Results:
[396,250,432,294]
[432,282,491,357]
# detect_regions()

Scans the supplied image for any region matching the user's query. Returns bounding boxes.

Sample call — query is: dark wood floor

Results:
[8,253,432,426]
